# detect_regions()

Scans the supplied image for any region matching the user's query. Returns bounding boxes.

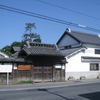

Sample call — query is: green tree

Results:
[23,23,41,42]
[0,23,42,56]
[0,45,12,56]
[11,41,24,48]
[0,41,24,56]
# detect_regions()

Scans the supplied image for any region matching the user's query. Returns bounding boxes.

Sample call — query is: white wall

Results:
[13,63,17,69]
[65,46,100,80]
[0,52,9,58]
[58,34,79,48]
[55,64,65,69]
[0,63,12,73]
[83,45,100,57]
[66,51,89,72]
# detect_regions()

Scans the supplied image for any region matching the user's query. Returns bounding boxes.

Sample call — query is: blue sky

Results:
[0,0,100,49]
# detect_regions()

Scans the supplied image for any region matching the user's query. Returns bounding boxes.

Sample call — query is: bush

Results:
[18,81,32,84]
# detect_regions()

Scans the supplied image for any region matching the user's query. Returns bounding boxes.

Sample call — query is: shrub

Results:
[18,81,32,84]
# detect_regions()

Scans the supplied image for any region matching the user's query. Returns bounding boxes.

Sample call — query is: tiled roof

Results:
[57,29,100,45]
[0,57,33,63]
[70,30,100,45]
[21,42,64,57]
[11,51,19,58]
[60,47,85,56]
[0,57,24,63]
[12,47,21,52]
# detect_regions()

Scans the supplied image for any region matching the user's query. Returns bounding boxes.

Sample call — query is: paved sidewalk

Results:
[0,78,100,91]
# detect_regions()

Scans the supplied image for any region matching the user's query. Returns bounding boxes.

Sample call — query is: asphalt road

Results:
[0,82,100,100]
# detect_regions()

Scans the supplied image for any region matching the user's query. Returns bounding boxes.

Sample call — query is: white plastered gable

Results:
[58,34,79,48]
[0,52,9,58]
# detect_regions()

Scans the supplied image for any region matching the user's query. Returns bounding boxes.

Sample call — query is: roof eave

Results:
[66,47,87,58]
[82,42,100,46]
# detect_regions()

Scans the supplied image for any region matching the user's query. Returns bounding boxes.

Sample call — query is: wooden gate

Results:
[44,67,52,81]
[54,68,65,81]
[33,66,53,82]
[34,67,42,81]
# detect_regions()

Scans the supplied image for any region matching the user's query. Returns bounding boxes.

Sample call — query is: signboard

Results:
[18,65,31,70]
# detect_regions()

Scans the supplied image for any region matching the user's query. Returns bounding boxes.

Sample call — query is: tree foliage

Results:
[0,23,42,56]
[0,41,24,56]
[23,23,41,42]
[11,41,24,48]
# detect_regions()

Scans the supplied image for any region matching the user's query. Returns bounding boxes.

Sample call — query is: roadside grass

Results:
[17,81,32,84]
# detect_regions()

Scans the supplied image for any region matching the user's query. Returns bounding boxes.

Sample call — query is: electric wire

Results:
[87,0,100,5]
[0,4,100,33]
[36,0,100,21]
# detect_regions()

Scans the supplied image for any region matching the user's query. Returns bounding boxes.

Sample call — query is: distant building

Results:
[11,46,21,54]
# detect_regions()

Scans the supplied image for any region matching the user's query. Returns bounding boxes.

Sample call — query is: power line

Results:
[87,0,100,5]
[0,4,100,33]
[36,0,100,21]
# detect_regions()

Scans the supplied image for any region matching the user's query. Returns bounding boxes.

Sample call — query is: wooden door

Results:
[54,68,61,81]
[54,68,65,81]
[33,66,53,82]
[43,67,52,81]
[33,67,42,81]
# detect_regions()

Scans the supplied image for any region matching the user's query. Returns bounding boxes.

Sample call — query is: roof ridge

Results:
[30,42,56,49]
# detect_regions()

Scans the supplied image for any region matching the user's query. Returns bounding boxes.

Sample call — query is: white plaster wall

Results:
[65,46,100,80]
[66,51,89,72]
[55,64,65,69]
[0,63,12,73]
[58,34,79,47]
[13,63,17,69]
[82,44,100,56]
[65,71,99,80]
[0,52,9,58]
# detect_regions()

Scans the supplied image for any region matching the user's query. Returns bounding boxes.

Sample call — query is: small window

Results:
[95,49,100,54]
[65,45,71,49]
[90,63,99,71]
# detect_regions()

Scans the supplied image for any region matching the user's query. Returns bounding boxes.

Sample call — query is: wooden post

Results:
[64,64,66,80]
[17,63,18,82]
[53,62,56,82]
[12,63,14,83]
[52,64,54,82]
[42,63,44,83]
[61,64,62,81]
[31,64,34,83]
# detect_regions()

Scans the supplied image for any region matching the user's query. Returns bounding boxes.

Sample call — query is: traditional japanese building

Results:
[0,42,65,84]
[15,42,66,82]
[57,28,100,80]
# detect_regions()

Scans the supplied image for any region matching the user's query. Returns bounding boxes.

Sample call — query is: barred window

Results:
[90,63,99,71]
[95,49,100,54]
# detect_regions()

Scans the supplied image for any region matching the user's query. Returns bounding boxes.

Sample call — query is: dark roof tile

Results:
[22,42,64,57]
[60,47,85,56]
[70,30,100,45]
[57,29,100,45]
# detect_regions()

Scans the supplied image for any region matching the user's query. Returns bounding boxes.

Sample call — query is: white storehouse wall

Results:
[58,34,79,48]
[65,45,100,80]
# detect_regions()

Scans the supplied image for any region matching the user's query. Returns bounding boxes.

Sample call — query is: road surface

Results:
[0,81,100,100]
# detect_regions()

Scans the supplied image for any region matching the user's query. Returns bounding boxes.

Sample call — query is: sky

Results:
[0,0,100,49]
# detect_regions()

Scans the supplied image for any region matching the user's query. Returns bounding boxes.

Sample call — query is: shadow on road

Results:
[38,89,74,100]
[79,92,100,100]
